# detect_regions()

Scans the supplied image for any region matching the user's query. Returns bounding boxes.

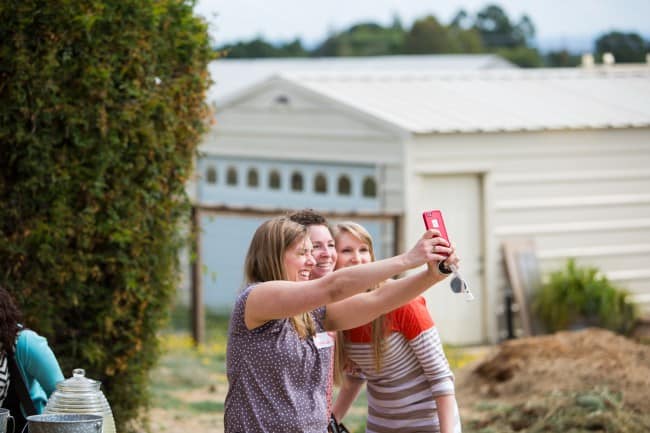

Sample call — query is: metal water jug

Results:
[26,414,102,433]
[44,369,116,433]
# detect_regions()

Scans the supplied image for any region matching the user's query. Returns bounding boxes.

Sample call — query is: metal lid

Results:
[55,369,101,392]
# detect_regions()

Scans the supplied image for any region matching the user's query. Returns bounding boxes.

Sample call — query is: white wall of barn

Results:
[407,127,650,344]
[201,81,408,212]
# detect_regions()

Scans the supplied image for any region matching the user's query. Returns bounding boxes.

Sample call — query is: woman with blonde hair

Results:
[331,221,462,433]
[224,215,459,433]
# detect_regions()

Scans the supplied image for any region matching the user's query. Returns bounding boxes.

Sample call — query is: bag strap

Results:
[328,414,350,433]
[6,349,37,416]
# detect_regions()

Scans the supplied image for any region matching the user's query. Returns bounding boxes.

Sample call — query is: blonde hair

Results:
[243,216,315,338]
[332,221,386,384]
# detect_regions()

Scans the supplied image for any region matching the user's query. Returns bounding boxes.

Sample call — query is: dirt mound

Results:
[455,328,650,431]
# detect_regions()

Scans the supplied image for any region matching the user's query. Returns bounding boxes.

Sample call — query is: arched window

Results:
[362,176,377,198]
[247,168,259,187]
[206,166,217,184]
[226,166,238,186]
[291,172,303,192]
[337,175,351,195]
[269,170,281,190]
[314,173,327,194]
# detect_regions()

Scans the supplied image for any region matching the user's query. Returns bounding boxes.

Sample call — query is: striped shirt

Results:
[344,297,461,433]
[0,350,8,406]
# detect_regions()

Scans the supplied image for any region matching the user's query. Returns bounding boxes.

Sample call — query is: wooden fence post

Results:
[191,206,205,345]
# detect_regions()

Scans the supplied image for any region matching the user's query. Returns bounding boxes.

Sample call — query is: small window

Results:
[291,172,303,192]
[362,176,377,198]
[247,168,259,187]
[337,175,351,195]
[226,166,238,186]
[314,173,327,194]
[206,166,217,184]
[274,94,290,105]
[269,170,281,190]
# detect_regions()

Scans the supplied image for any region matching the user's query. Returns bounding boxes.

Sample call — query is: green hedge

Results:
[0,1,213,430]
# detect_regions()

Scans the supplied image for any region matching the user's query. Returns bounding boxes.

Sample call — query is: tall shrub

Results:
[533,259,638,334]
[0,1,213,430]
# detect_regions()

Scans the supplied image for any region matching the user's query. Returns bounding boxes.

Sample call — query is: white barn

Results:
[194,63,650,345]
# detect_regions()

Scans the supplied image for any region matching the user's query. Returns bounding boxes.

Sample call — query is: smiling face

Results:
[335,231,373,269]
[283,235,316,281]
[308,224,337,280]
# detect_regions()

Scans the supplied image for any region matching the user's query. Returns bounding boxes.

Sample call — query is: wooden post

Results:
[392,215,402,257]
[502,239,540,337]
[190,206,205,345]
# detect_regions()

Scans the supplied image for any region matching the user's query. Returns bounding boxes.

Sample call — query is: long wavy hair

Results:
[0,285,22,353]
[243,216,316,338]
[332,222,387,384]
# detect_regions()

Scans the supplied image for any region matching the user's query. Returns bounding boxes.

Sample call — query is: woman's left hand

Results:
[426,245,460,277]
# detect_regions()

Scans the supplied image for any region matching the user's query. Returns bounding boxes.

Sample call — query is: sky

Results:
[194,0,650,52]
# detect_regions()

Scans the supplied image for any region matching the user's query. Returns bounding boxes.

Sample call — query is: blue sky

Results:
[194,0,650,52]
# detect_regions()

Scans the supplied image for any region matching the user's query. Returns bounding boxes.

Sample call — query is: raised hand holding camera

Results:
[422,210,474,301]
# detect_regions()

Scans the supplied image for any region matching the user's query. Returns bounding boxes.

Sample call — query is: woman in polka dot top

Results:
[224,216,459,433]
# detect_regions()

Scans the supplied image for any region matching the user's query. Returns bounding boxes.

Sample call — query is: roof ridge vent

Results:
[603,52,616,66]
[581,53,595,68]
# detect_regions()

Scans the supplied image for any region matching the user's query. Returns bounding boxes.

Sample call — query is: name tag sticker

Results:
[313,332,334,349]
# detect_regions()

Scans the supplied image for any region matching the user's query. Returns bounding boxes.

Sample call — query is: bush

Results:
[0,1,213,431]
[533,259,638,334]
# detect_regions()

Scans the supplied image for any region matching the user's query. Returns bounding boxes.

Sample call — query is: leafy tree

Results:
[404,15,451,54]
[313,22,405,56]
[389,13,404,32]
[474,4,533,49]
[513,15,536,47]
[546,49,581,67]
[496,46,544,67]
[0,0,213,431]
[595,31,648,63]
[450,9,472,29]
[280,39,309,57]
[219,37,308,58]
[448,12,485,53]
[209,6,548,60]
[404,14,484,55]
[469,4,540,66]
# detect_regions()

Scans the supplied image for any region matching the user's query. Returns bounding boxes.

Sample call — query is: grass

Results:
[149,305,482,433]
[464,388,650,433]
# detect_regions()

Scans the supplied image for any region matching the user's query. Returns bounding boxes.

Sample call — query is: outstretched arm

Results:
[323,247,458,332]
[245,230,447,329]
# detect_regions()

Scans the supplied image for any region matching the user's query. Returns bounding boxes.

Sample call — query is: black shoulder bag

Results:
[5,349,37,431]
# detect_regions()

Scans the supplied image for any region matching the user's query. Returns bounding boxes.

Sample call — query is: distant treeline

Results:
[216,4,649,67]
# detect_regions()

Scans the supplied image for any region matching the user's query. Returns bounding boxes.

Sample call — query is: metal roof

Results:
[276,66,650,134]
[207,54,516,104]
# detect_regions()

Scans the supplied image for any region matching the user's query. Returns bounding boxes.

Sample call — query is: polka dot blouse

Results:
[224,285,332,433]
